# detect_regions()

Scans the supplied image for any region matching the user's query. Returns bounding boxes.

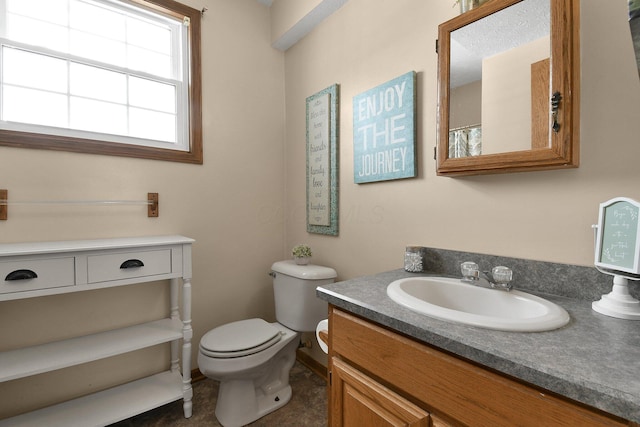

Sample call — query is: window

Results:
[0,0,202,163]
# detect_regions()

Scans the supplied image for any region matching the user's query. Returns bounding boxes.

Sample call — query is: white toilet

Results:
[198,260,337,427]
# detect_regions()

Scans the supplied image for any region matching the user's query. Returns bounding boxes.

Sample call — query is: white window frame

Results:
[0,0,203,164]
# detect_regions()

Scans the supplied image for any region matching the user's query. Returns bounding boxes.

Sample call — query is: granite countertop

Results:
[317,269,640,424]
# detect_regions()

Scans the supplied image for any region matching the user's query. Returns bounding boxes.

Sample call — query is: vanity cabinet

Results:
[0,236,194,426]
[332,357,430,426]
[328,307,633,427]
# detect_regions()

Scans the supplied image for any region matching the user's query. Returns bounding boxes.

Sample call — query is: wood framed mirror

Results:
[436,0,579,176]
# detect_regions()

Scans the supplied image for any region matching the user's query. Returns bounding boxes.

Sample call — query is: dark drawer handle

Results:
[5,269,38,281]
[120,259,145,269]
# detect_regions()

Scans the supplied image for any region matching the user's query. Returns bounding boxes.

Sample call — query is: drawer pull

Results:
[120,259,145,269]
[5,269,38,281]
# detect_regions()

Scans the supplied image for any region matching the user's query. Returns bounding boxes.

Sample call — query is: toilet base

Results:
[216,381,292,427]
[211,335,299,427]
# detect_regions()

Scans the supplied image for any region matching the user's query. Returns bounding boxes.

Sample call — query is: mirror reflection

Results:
[448,0,550,158]
[630,0,640,79]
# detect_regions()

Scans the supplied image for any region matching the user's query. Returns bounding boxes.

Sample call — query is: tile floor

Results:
[109,361,327,426]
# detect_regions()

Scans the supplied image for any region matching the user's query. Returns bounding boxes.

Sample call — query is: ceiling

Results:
[450,0,550,87]
[257,0,547,54]
[257,0,349,51]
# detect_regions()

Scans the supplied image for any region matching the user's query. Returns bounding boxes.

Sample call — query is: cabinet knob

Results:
[119,259,145,269]
[551,91,562,133]
[5,269,38,281]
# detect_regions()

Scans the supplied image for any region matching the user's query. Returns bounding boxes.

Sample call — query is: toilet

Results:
[198,260,337,427]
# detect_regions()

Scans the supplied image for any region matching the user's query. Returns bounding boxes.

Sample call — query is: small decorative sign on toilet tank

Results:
[353,71,417,184]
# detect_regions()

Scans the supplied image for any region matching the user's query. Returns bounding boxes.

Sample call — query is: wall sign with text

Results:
[306,84,339,236]
[353,71,417,184]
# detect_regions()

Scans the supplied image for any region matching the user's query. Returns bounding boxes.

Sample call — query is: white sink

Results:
[387,276,570,332]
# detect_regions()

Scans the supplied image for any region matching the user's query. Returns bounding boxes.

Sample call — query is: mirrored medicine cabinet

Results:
[436,0,580,176]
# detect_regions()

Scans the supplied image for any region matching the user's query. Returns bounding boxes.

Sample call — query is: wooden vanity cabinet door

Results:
[430,415,457,427]
[331,357,429,427]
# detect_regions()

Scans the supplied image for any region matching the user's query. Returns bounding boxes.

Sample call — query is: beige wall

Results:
[450,79,481,129]
[283,0,640,280]
[0,0,285,418]
[483,36,549,154]
[1,0,639,419]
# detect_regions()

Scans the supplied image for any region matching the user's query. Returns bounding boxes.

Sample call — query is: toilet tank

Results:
[271,260,337,332]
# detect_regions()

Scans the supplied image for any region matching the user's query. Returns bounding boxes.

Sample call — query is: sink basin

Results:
[387,277,570,332]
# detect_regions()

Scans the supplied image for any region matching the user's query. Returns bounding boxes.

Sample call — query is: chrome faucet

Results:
[460,262,513,291]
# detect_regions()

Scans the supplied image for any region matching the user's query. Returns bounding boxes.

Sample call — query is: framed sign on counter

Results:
[306,84,339,236]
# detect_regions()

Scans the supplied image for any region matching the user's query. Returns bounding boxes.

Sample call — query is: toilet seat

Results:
[200,318,283,358]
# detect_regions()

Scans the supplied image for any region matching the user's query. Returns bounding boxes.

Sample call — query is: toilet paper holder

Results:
[318,330,328,346]
[315,319,329,354]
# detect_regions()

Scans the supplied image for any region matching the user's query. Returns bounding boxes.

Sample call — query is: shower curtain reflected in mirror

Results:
[630,0,640,78]
[448,125,482,158]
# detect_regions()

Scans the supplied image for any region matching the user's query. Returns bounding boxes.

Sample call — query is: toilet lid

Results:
[200,318,282,358]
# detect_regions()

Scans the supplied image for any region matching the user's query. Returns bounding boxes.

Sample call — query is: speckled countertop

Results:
[317,269,640,424]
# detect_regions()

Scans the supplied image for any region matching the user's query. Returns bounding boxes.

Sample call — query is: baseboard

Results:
[190,350,328,384]
[191,368,206,383]
[296,349,328,382]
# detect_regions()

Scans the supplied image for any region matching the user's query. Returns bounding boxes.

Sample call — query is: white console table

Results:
[0,235,194,426]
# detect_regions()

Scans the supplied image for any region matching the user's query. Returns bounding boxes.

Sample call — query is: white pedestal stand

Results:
[592,275,640,320]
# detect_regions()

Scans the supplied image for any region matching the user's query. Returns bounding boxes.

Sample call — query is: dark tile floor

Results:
[110,362,327,426]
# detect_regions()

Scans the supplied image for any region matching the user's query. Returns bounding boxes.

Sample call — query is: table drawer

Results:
[0,257,76,294]
[87,249,172,283]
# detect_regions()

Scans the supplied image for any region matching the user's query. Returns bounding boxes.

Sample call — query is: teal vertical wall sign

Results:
[306,84,339,236]
[353,71,417,184]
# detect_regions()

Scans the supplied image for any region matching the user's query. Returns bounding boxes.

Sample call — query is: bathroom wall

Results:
[482,37,549,154]
[1,0,638,419]
[0,0,285,418]
[283,0,640,284]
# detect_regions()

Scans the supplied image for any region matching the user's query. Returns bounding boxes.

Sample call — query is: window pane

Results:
[127,17,171,55]
[70,97,127,135]
[6,14,70,52]
[70,63,127,104]
[127,46,172,78]
[7,0,69,26]
[70,30,126,68]
[3,48,68,93]
[129,108,176,143]
[129,77,176,113]
[70,0,126,42]
[2,86,68,127]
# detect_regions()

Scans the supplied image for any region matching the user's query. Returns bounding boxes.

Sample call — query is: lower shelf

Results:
[0,317,183,382]
[0,370,186,427]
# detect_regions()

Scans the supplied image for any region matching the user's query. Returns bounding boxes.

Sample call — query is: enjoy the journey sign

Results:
[353,71,416,184]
